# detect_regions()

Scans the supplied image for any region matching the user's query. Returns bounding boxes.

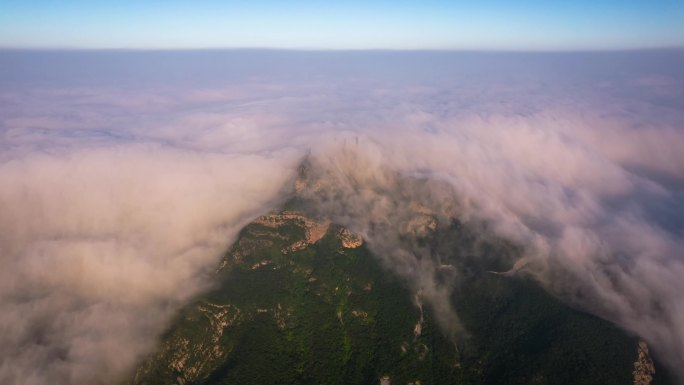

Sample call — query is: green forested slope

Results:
[128,209,671,385]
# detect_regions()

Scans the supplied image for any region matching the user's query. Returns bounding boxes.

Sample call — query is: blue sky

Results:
[0,0,683,50]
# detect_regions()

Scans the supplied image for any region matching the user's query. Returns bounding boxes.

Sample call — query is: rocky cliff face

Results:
[633,340,656,385]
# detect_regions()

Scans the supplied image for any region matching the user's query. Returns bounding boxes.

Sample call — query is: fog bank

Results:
[1,50,683,383]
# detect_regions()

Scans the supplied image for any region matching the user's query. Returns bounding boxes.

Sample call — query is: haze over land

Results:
[1,50,684,384]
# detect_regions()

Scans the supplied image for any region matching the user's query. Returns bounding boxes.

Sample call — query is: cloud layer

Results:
[1,50,683,383]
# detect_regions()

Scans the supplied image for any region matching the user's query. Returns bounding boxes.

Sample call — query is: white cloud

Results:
[1,51,683,383]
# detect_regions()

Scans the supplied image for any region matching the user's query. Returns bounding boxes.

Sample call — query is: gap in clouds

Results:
[0,50,683,384]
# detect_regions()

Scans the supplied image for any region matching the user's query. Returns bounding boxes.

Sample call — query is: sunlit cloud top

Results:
[1,0,683,50]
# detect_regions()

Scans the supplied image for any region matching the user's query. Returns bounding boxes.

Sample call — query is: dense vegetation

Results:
[128,208,673,385]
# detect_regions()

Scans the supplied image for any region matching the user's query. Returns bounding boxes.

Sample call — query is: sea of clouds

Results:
[1,50,683,384]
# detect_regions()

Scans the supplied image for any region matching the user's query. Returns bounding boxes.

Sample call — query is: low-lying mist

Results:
[1,50,683,384]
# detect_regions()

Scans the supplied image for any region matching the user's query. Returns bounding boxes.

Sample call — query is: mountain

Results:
[126,165,674,385]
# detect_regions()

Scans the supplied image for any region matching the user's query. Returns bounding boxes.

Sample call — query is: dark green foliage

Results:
[129,211,672,385]
[454,274,638,385]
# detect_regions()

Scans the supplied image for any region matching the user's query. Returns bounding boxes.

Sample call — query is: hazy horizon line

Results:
[2,45,684,55]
